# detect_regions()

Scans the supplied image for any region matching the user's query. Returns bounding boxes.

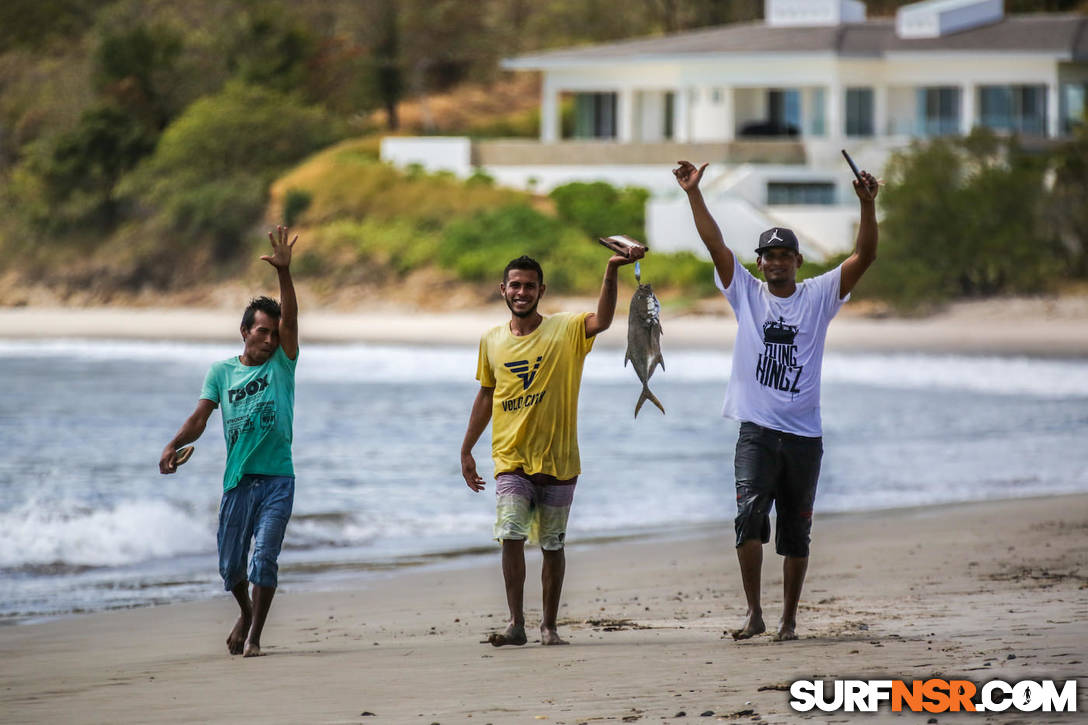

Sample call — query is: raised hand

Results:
[261,225,297,269]
[853,170,881,203]
[608,245,645,268]
[673,160,709,193]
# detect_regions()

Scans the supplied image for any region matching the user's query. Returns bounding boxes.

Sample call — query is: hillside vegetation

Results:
[0,0,1086,309]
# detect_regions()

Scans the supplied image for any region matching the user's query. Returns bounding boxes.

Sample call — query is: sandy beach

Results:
[2,294,1088,355]
[1,494,1085,724]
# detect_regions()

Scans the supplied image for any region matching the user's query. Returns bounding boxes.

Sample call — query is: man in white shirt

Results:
[674,160,879,641]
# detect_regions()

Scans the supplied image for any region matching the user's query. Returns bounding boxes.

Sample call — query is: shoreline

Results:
[6,490,1082,627]
[2,493,1085,722]
[2,299,1088,355]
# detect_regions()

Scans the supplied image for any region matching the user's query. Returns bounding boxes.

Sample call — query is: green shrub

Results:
[549,181,649,240]
[28,104,156,231]
[862,129,1055,310]
[438,204,600,291]
[124,82,341,253]
[283,188,312,226]
[647,251,717,297]
[164,175,266,259]
[316,218,440,276]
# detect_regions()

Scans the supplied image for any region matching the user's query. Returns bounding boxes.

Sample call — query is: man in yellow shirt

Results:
[461,250,643,646]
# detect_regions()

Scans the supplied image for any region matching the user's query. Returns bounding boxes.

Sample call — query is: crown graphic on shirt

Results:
[763,317,798,345]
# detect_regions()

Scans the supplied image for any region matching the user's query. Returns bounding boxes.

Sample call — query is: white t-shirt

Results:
[716,256,848,437]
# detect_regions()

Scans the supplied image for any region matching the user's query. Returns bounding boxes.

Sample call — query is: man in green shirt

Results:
[159,226,299,657]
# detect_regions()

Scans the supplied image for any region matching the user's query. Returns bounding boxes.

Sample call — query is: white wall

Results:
[379,137,473,177]
[647,194,858,262]
[638,91,667,141]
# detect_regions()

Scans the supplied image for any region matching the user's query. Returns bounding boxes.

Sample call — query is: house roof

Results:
[503,14,1088,68]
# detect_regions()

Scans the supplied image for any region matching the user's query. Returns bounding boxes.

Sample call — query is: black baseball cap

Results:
[755,227,799,255]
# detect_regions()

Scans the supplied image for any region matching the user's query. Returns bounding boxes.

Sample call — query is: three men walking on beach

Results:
[460,249,643,646]
[675,160,879,641]
[159,226,299,657]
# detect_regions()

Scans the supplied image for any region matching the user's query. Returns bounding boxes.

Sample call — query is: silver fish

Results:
[625,262,665,417]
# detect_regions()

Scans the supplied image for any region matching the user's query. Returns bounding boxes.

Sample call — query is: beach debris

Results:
[582,617,651,631]
[721,709,754,718]
[756,683,791,691]
[625,262,665,417]
[700,711,714,717]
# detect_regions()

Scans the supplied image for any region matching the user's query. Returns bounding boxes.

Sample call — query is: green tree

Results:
[127,83,341,258]
[549,181,649,240]
[221,3,317,94]
[32,104,156,230]
[1049,125,1088,278]
[865,129,1056,310]
[94,24,185,130]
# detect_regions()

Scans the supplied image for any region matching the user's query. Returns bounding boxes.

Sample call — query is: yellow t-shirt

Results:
[476,312,595,480]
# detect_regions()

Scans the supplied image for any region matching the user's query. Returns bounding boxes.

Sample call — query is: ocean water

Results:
[1,339,1087,622]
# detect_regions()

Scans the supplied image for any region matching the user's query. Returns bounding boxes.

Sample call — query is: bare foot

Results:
[486,623,527,647]
[242,639,263,657]
[731,611,766,641]
[540,627,568,646]
[772,623,798,642]
[227,614,251,655]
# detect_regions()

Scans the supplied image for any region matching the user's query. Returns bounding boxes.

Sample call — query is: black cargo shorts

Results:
[733,421,822,557]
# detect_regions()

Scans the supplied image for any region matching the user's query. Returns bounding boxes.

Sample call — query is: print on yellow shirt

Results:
[476,312,594,481]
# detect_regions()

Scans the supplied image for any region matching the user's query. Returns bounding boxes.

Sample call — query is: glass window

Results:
[664,91,675,140]
[768,89,802,136]
[808,88,826,136]
[846,88,874,137]
[979,85,1047,136]
[1061,83,1086,134]
[917,87,960,136]
[767,182,836,205]
[573,92,617,139]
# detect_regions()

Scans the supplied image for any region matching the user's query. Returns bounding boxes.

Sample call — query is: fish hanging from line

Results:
[625,261,665,418]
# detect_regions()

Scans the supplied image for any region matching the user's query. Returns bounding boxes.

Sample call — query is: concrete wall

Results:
[379,137,472,177]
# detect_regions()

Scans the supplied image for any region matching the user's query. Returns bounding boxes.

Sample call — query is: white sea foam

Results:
[2,339,1085,397]
[0,499,211,569]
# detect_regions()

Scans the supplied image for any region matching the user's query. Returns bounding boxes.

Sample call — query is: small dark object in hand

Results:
[598,234,647,258]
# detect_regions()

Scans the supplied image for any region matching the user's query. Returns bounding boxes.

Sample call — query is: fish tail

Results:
[634,386,665,418]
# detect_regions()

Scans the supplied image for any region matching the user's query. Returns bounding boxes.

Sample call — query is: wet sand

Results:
[1,494,1085,723]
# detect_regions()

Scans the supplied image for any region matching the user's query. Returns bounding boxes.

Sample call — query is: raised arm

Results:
[262,225,298,359]
[159,398,217,474]
[839,170,880,299]
[584,246,645,338]
[460,386,494,492]
[674,161,736,288]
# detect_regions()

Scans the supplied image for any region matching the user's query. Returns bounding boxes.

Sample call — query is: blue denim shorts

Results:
[217,475,294,590]
[733,422,822,557]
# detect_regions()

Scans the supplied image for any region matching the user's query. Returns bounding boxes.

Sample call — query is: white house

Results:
[381,0,1088,260]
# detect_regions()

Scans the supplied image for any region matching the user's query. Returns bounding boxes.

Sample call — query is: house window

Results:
[808,88,826,136]
[740,89,801,136]
[979,85,1047,136]
[767,182,836,205]
[846,88,874,137]
[573,92,617,139]
[917,87,960,136]
[1061,83,1086,134]
[664,91,675,140]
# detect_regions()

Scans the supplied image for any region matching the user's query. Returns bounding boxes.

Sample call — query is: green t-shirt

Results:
[200,346,298,492]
